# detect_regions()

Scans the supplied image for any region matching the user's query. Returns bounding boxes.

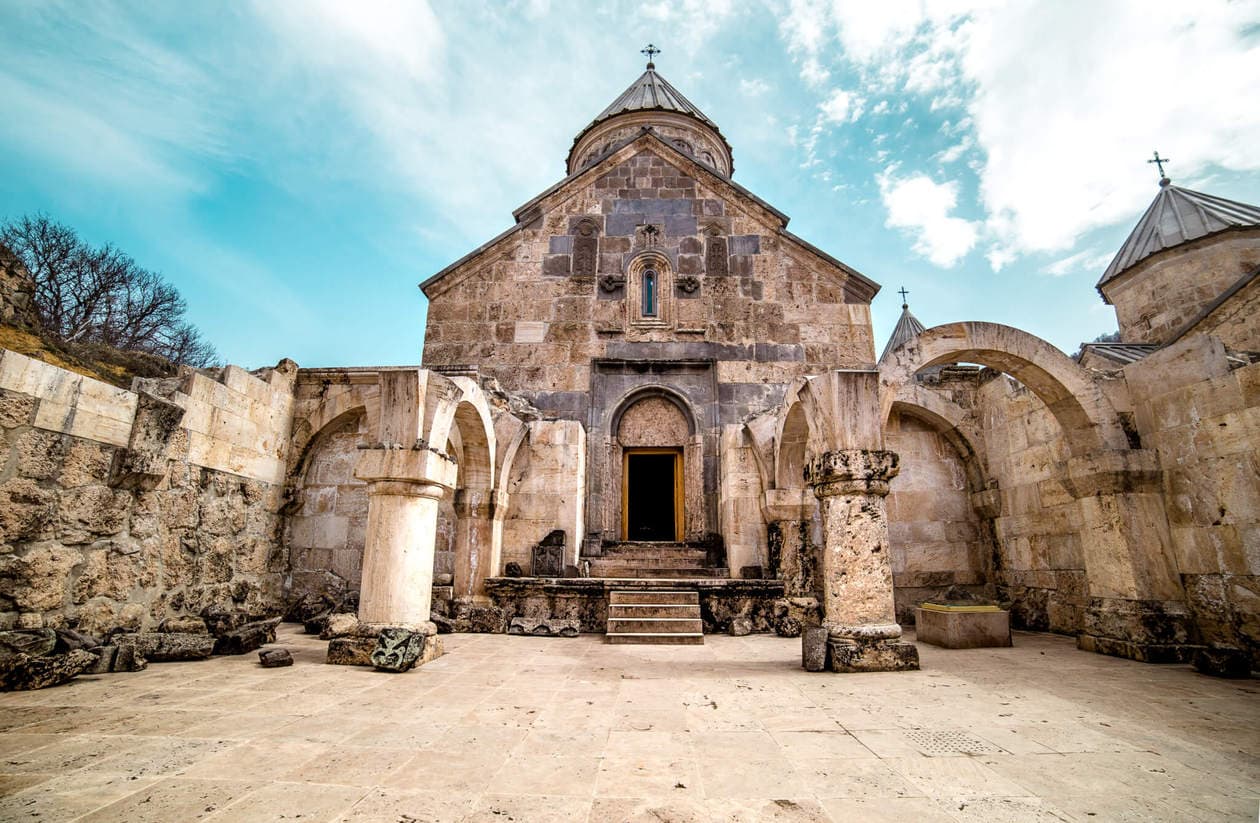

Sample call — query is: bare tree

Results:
[1,214,219,368]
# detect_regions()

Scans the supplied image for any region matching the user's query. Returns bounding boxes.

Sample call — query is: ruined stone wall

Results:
[422,144,876,426]
[974,374,1087,634]
[1123,335,1260,663]
[500,420,585,571]
[0,349,296,635]
[885,410,989,623]
[1103,231,1260,346]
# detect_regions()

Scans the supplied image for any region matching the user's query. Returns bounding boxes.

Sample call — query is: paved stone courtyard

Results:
[0,625,1255,822]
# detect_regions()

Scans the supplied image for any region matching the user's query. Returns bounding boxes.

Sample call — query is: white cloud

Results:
[819,88,859,123]
[740,78,771,96]
[776,1,1260,269]
[1043,249,1112,278]
[878,169,979,267]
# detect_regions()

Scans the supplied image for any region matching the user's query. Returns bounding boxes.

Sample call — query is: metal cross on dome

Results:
[1148,150,1171,182]
[641,44,660,67]
[898,286,910,305]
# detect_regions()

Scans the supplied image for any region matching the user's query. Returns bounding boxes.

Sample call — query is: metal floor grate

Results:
[903,729,1003,755]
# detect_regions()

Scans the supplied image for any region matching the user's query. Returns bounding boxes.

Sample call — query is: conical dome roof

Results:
[879,302,927,362]
[567,61,734,176]
[588,66,718,130]
[1098,181,1260,288]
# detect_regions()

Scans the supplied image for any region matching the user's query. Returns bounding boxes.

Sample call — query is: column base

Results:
[828,637,920,673]
[1076,634,1197,664]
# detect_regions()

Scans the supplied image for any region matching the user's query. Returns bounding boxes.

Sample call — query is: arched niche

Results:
[609,388,703,542]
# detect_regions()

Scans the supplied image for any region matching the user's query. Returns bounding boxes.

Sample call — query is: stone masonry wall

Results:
[1104,231,1260,346]
[1123,335,1260,664]
[885,410,990,623]
[422,143,876,426]
[974,374,1087,634]
[0,349,296,635]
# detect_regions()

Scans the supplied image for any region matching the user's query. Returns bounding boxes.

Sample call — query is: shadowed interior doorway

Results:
[623,448,682,541]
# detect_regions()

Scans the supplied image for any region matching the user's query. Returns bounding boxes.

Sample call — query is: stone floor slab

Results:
[0,625,1254,822]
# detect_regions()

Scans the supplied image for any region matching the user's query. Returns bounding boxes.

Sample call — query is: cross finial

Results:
[641,44,660,68]
[898,286,909,308]
[1148,150,1171,186]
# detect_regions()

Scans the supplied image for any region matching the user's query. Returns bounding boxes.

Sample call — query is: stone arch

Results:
[888,382,989,496]
[428,376,498,600]
[880,322,1128,456]
[287,383,377,478]
[286,407,369,598]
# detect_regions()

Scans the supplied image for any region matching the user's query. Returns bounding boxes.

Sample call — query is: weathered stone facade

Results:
[1,62,1257,676]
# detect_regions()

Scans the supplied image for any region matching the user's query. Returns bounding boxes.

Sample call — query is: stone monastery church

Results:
[2,58,1258,674]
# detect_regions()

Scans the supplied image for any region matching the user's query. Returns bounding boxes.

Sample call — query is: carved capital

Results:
[806,449,899,498]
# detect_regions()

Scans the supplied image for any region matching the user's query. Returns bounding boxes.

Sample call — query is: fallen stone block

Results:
[371,628,426,672]
[507,617,580,637]
[258,648,293,668]
[431,614,455,634]
[112,644,147,672]
[320,613,359,640]
[87,646,117,674]
[729,616,754,637]
[0,629,57,657]
[201,605,247,637]
[326,636,377,666]
[1193,646,1252,679]
[303,613,331,636]
[213,619,280,655]
[158,616,209,635]
[116,632,214,662]
[775,617,803,638]
[802,627,828,672]
[0,649,97,691]
[56,628,103,652]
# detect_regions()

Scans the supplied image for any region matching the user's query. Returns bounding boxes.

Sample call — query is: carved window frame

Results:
[627,251,672,330]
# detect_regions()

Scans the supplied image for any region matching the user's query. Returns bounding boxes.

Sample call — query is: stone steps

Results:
[587,543,726,580]
[605,590,703,645]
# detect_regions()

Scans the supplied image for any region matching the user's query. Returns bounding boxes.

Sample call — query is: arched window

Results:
[642,269,658,317]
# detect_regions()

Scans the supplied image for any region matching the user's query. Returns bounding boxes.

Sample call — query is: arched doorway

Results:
[614,392,693,542]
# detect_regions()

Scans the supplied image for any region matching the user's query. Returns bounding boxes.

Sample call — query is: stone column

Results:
[1063,450,1192,662]
[805,449,919,672]
[355,447,457,628]
[452,488,507,603]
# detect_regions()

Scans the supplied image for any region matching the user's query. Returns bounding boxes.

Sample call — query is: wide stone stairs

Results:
[584,541,729,579]
[606,590,704,645]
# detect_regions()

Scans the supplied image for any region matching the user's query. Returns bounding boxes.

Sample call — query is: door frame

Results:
[621,447,684,542]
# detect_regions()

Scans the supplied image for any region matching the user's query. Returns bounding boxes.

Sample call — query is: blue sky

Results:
[2,1,1258,368]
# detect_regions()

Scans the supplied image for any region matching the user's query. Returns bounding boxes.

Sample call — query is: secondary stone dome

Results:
[567,62,734,177]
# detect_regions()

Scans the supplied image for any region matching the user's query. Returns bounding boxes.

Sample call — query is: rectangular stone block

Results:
[915,606,1012,649]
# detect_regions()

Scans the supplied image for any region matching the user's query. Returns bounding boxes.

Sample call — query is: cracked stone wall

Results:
[0,349,296,635]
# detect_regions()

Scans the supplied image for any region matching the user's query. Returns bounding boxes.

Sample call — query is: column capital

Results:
[806,449,899,498]
[355,446,457,493]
